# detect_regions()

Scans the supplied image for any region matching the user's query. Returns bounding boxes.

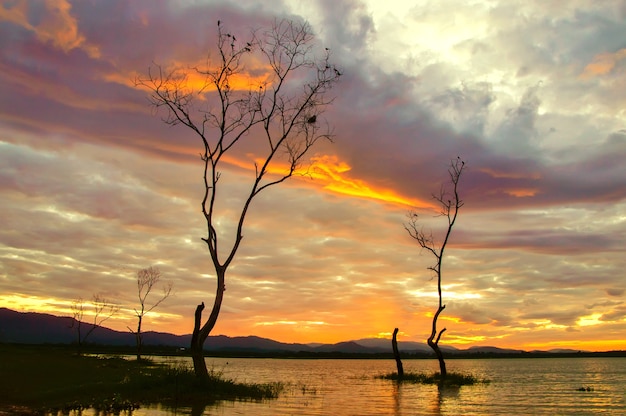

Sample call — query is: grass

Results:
[0,344,283,414]
[378,371,489,387]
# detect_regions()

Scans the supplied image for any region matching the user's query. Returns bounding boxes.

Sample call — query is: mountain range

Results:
[0,308,584,355]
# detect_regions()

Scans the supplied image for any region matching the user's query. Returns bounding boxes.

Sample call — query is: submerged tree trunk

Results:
[392,328,404,378]
[430,341,447,378]
[427,305,447,377]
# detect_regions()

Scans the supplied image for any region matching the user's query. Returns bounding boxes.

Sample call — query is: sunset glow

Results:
[1,0,625,352]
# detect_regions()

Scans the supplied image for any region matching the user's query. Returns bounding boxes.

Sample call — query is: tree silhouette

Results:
[70,294,119,354]
[392,327,404,377]
[127,266,172,360]
[405,157,465,378]
[137,19,341,378]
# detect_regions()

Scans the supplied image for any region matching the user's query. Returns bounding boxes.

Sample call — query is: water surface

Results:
[128,357,626,415]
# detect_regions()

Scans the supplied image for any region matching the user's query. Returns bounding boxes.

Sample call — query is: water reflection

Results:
[100,357,626,415]
[388,378,463,416]
[391,381,401,416]
[434,384,460,414]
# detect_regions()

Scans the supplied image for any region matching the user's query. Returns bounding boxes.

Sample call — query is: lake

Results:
[113,356,626,415]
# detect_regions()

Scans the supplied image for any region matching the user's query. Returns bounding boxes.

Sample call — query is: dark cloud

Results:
[0,0,624,349]
[606,288,625,297]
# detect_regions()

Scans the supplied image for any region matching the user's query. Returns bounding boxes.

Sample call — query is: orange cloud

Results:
[307,155,434,208]
[478,168,541,198]
[0,0,100,58]
[127,61,270,97]
[581,48,626,79]
[479,167,541,180]
[505,188,539,197]
[221,153,433,208]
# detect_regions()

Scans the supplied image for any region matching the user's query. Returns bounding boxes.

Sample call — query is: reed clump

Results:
[379,371,489,386]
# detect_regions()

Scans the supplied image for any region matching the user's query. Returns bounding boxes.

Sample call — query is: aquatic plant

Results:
[378,371,488,387]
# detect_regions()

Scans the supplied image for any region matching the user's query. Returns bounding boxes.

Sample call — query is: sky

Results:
[1,0,625,352]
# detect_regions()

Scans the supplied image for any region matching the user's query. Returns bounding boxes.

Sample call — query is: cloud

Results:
[581,48,626,78]
[606,288,625,297]
[0,0,625,350]
[599,306,626,322]
[0,0,99,57]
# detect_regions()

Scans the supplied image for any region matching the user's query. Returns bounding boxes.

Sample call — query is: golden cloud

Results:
[306,155,435,208]
[217,153,433,208]
[0,0,100,58]
[127,56,273,99]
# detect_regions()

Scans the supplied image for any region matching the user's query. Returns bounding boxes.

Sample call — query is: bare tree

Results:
[127,266,173,360]
[137,19,341,378]
[405,157,466,378]
[70,297,86,353]
[71,294,119,354]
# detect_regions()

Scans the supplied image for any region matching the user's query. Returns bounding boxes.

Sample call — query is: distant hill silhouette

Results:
[0,307,189,346]
[352,337,459,353]
[0,308,602,356]
[0,308,439,353]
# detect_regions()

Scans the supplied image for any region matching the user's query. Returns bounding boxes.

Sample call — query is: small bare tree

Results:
[405,157,465,378]
[127,266,173,360]
[70,294,119,354]
[137,19,341,378]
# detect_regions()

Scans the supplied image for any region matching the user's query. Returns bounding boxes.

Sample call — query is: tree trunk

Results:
[427,304,447,378]
[429,340,447,377]
[136,315,143,360]
[392,328,404,378]
[191,343,209,379]
[191,268,226,378]
[191,302,209,378]
[76,321,82,355]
